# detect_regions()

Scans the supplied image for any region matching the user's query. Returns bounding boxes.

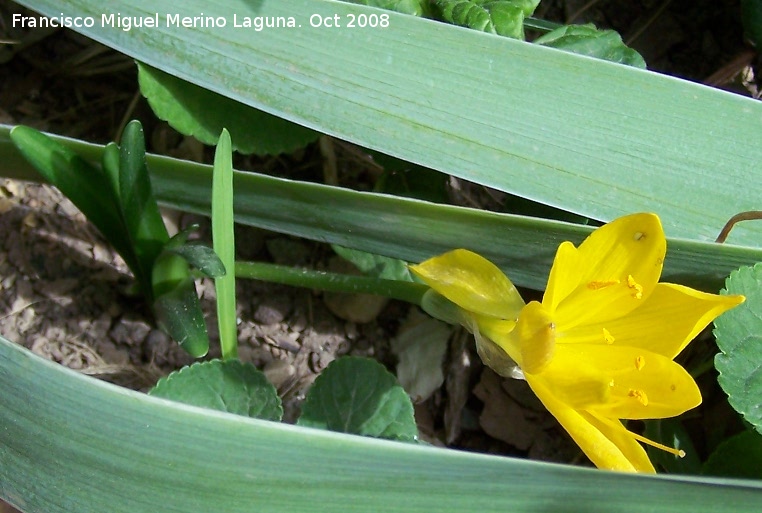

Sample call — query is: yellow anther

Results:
[635,355,645,370]
[602,328,615,345]
[628,389,649,406]
[587,279,620,290]
[627,274,643,299]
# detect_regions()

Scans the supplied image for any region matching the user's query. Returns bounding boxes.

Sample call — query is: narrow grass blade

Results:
[212,129,237,360]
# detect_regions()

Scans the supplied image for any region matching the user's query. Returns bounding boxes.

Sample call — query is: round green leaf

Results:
[534,24,647,69]
[150,359,283,421]
[297,356,417,441]
[704,430,762,479]
[137,62,318,156]
[714,263,762,434]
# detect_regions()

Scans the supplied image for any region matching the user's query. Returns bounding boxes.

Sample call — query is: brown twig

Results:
[715,211,762,243]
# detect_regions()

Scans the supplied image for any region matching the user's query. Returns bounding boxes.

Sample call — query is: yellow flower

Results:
[410,213,744,472]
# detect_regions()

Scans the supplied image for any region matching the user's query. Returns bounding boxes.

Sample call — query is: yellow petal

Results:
[539,344,701,419]
[564,283,745,359]
[552,213,666,330]
[410,249,525,319]
[543,241,581,311]
[581,411,657,473]
[527,376,654,472]
[511,301,556,374]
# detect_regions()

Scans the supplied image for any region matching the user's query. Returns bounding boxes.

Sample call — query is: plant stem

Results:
[524,17,562,33]
[234,261,428,306]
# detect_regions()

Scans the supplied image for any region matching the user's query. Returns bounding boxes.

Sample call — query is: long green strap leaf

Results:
[15,0,762,246]
[1,337,761,512]
[1,124,759,292]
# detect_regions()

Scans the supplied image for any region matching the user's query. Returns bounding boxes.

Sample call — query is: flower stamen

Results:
[591,413,686,458]
[635,356,645,370]
[627,275,643,299]
[628,389,648,406]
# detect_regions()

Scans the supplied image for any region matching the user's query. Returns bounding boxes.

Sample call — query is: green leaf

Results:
[137,62,318,156]
[434,0,540,39]
[149,359,283,421]
[100,142,120,200]
[166,242,225,278]
[161,225,225,278]
[342,0,430,16]
[8,125,137,271]
[12,1,762,245]
[297,356,418,441]
[3,338,762,512]
[213,129,238,360]
[703,430,762,479]
[152,251,209,358]
[534,24,647,68]
[714,263,762,435]
[332,245,412,281]
[119,120,171,297]
[3,126,761,293]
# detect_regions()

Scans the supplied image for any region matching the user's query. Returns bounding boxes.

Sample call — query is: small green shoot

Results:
[212,129,238,360]
[9,125,137,274]
[10,122,217,357]
[118,121,171,298]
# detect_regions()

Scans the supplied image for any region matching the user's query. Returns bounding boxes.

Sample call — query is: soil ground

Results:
[0,1,758,510]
